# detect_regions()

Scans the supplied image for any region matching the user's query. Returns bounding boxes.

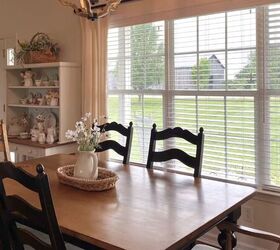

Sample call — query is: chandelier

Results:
[58,0,122,21]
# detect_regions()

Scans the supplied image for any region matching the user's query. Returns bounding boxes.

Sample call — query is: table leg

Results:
[217,207,241,250]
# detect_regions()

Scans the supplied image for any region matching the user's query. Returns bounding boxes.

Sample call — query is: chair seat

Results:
[192,244,218,250]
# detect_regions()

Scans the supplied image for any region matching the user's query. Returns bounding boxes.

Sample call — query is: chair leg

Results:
[226,229,233,250]
[217,208,241,250]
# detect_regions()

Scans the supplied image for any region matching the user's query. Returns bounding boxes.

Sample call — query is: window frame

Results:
[107,5,280,190]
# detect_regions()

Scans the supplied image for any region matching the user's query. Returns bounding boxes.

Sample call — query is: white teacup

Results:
[19,98,27,105]
[19,132,29,139]
[35,80,41,86]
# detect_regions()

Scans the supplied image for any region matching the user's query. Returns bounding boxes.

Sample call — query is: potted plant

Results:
[15,32,60,64]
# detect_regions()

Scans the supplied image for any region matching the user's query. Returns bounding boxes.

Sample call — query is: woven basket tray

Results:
[57,165,119,192]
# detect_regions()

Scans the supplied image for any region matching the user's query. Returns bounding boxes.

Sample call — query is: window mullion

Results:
[255,6,268,186]
[196,16,200,92]
[225,12,228,179]
[196,16,199,132]
[165,20,174,129]
[118,27,126,124]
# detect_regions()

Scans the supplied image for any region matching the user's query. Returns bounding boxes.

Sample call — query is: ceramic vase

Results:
[31,129,39,142]
[46,128,55,144]
[50,97,59,106]
[37,122,44,133]
[24,78,33,87]
[74,150,98,179]
[38,133,46,144]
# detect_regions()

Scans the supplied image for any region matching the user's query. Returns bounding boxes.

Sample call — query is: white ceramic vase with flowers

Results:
[66,113,103,179]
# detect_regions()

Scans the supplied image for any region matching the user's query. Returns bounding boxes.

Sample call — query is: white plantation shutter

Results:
[171,10,256,182]
[107,3,280,189]
[107,22,165,163]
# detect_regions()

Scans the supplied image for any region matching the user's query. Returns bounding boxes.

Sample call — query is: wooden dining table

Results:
[6,154,256,250]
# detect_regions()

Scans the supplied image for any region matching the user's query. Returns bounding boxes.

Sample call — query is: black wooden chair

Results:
[192,221,280,250]
[146,124,204,177]
[0,120,11,161]
[0,161,66,250]
[95,121,133,164]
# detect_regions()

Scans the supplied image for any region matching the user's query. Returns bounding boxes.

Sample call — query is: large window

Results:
[107,4,280,189]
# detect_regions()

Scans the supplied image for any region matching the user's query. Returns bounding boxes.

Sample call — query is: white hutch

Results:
[5,62,81,162]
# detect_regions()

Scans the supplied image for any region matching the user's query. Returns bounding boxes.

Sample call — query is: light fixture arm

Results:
[96,0,122,18]
[57,0,83,14]
[58,0,122,21]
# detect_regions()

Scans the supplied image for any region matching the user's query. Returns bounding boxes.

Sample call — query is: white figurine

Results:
[46,128,55,144]
[20,70,34,87]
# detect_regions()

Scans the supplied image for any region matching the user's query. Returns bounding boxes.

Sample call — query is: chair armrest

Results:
[220,221,280,245]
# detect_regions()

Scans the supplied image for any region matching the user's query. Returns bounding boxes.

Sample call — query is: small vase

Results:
[74,150,98,179]
[37,122,44,133]
[38,132,46,144]
[46,128,55,144]
[31,129,39,142]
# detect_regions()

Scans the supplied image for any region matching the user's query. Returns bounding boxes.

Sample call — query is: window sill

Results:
[254,190,280,205]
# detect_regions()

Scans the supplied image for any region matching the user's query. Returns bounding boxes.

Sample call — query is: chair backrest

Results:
[0,120,11,161]
[146,124,204,177]
[95,121,133,164]
[0,162,66,250]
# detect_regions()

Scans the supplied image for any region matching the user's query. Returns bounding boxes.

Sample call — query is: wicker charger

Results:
[57,165,119,191]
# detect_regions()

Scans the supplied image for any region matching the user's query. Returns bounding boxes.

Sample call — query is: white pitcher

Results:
[74,150,98,179]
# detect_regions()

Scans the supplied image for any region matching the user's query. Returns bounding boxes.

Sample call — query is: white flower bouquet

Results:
[65,113,105,151]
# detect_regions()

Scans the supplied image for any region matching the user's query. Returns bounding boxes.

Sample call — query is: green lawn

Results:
[108,95,280,185]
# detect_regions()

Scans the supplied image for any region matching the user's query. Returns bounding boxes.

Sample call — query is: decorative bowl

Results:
[19,98,27,105]
[57,165,119,191]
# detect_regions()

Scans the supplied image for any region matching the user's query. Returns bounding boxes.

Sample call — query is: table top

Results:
[7,154,256,250]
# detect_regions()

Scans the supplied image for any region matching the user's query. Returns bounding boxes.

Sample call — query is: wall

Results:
[0,0,82,126]
[239,193,280,249]
[0,0,82,63]
[202,193,280,249]
[1,0,280,249]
